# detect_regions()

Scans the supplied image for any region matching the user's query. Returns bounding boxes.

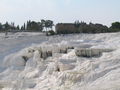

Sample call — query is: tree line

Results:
[56,21,120,34]
[0,20,120,34]
[0,19,54,32]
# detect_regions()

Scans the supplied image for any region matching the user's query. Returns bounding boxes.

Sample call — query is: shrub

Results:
[46,30,56,36]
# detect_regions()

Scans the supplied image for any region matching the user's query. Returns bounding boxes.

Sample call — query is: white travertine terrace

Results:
[0,32,120,90]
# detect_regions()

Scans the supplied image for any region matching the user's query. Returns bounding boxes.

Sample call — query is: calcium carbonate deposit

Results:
[0,32,120,90]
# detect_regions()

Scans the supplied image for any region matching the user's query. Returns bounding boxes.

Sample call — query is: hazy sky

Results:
[0,0,120,26]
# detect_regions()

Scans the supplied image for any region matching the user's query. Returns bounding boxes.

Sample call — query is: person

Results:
[5,30,8,38]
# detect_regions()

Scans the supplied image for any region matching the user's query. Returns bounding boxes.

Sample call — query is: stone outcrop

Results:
[75,48,114,57]
[40,51,52,59]
[55,59,75,72]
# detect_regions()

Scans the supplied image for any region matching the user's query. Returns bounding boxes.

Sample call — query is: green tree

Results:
[23,23,26,30]
[21,26,24,30]
[111,22,120,29]
[74,20,80,28]
[110,22,120,32]
[41,20,54,31]
[41,19,46,31]
[17,25,20,30]
[0,23,2,30]
[4,22,10,30]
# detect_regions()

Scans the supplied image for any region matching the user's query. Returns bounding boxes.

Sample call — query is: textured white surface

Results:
[0,32,120,90]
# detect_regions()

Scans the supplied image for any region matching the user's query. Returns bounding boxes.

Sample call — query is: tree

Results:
[25,20,43,31]
[74,20,80,28]
[109,22,120,32]
[37,22,43,31]
[26,20,31,30]
[0,23,2,30]
[10,22,16,30]
[45,20,54,31]
[17,25,20,30]
[41,19,46,31]
[23,23,26,30]
[56,21,109,34]
[111,22,120,29]
[41,20,54,31]
[21,26,24,30]
[4,22,10,30]
[30,21,39,30]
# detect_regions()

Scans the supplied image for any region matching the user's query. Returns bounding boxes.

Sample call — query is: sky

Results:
[0,0,120,26]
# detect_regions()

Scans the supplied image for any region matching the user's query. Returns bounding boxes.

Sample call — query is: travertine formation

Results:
[0,32,120,90]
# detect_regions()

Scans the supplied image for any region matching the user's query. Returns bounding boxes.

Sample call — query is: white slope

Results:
[0,32,47,61]
[0,32,120,90]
